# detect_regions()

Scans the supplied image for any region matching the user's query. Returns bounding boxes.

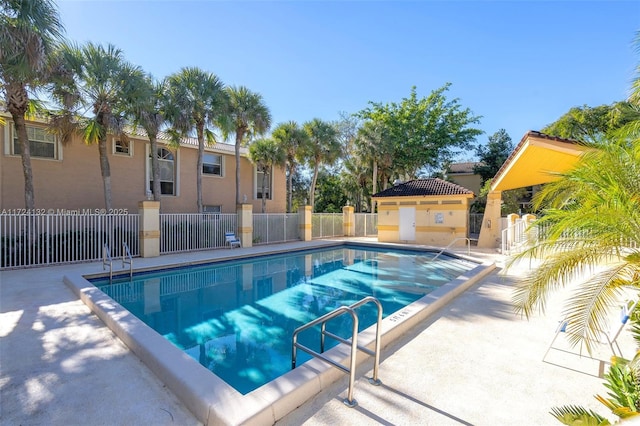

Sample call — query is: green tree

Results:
[473,179,527,214]
[272,121,309,212]
[54,42,144,210]
[0,0,64,209]
[542,102,639,144]
[248,138,285,213]
[512,138,640,353]
[359,84,482,178]
[164,67,227,213]
[353,120,394,211]
[223,86,271,206]
[314,169,348,213]
[341,154,371,212]
[302,118,340,210]
[473,129,513,183]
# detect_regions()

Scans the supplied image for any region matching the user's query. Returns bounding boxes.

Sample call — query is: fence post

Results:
[237,204,253,248]
[343,206,355,237]
[139,201,160,258]
[506,213,519,247]
[299,205,312,241]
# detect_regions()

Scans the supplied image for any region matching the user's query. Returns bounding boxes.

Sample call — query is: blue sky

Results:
[58,1,639,160]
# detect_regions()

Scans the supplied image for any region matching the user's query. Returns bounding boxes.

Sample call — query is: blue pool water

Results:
[92,245,476,394]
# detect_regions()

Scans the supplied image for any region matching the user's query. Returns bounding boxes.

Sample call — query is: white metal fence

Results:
[252,214,299,245]
[501,218,529,255]
[1,213,139,268]
[1,211,379,269]
[312,213,343,239]
[354,213,377,237]
[160,213,237,254]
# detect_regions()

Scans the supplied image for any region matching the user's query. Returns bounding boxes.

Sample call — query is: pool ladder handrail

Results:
[103,242,133,284]
[291,296,383,408]
[122,241,133,280]
[430,237,471,262]
[103,243,114,283]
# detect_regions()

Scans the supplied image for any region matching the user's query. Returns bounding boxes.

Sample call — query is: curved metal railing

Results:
[291,296,383,407]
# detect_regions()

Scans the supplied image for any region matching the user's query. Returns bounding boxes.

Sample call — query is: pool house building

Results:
[372,178,475,246]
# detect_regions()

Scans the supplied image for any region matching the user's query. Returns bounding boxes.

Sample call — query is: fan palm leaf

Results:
[510,137,640,353]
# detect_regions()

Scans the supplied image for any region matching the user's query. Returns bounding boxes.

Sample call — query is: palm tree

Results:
[223,86,271,206]
[0,0,64,209]
[511,138,640,353]
[164,67,227,213]
[127,74,166,202]
[354,120,392,212]
[248,138,285,213]
[302,118,340,210]
[53,42,144,210]
[272,121,309,212]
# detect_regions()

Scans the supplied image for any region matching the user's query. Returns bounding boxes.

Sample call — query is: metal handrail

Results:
[102,243,113,283]
[122,241,133,280]
[292,296,383,407]
[430,237,470,261]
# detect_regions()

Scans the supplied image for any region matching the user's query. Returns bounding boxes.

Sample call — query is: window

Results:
[149,148,175,195]
[203,153,222,176]
[113,139,132,156]
[256,165,272,200]
[12,125,58,159]
[203,205,221,214]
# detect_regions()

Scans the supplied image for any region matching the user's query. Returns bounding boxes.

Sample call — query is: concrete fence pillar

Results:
[299,205,312,241]
[506,213,520,245]
[139,201,160,258]
[343,205,355,237]
[237,204,253,248]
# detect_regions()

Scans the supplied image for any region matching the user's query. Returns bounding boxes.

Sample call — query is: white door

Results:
[399,207,416,241]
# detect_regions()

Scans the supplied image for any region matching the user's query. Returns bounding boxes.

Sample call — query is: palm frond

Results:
[550,405,611,425]
[561,264,630,354]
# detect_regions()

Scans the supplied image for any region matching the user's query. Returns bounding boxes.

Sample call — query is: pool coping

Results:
[63,243,496,425]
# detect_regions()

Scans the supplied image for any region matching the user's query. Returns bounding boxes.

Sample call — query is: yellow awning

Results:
[491,131,589,192]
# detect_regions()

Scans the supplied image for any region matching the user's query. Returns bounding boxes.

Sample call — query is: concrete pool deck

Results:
[0,239,633,425]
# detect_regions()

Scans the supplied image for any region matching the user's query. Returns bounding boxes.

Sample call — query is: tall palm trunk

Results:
[97,137,112,210]
[97,113,113,210]
[261,170,268,213]
[235,129,245,206]
[7,83,35,210]
[148,133,161,202]
[195,123,204,213]
[371,160,378,213]
[309,161,319,209]
[287,161,295,212]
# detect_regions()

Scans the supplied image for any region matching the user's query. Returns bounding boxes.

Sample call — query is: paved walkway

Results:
[0,242,630,425]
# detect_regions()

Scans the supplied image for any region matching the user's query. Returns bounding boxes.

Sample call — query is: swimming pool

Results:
[90,245,476,394]
[64,241,495,425]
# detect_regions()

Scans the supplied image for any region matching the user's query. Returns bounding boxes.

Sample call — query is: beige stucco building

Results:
[373,178,474,246]
[447,162,482,195]
[1,116,286,213]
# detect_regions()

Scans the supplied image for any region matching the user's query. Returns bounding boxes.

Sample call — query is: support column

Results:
[477,190,502,249]
[237,203,253,248]
[139,200,160,258]
[343,205,355,237]
[299,205,312,241]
